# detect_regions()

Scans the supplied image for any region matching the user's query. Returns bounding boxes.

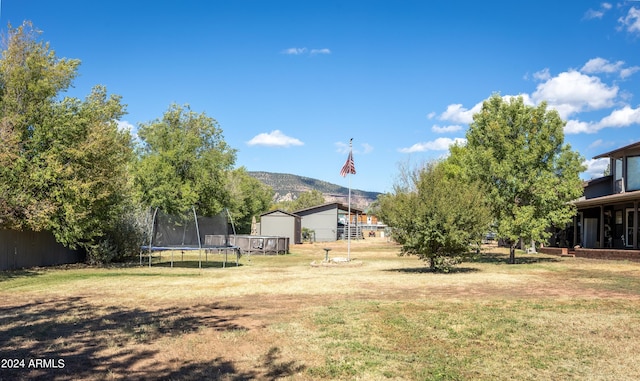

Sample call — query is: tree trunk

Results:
[509,244,516,264]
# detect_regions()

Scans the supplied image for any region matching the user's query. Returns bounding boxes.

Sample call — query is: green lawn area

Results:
[1,239,640,380]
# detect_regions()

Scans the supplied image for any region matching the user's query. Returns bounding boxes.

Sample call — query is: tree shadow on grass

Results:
[0,296,303,380]
[0,269,42,282]
[470,252,561,265]
[385,267,480,274]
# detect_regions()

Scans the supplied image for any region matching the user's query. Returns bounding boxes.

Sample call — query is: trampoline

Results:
[141,207,240,268]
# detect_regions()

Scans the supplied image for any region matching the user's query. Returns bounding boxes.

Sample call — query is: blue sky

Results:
[4,1,640,193]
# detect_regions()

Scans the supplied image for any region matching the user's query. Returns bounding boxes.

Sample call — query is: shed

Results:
[259,209,302,244]
[294,202,364,242]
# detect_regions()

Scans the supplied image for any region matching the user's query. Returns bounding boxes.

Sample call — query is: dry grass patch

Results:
[1,240,640,380]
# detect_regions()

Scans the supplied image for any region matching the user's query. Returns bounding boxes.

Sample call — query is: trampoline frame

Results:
[141,207,240,269]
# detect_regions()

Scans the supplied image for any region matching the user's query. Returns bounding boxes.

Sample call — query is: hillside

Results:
[248,171,381,210]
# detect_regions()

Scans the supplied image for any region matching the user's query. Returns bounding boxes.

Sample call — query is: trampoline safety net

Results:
[150,208,231,248]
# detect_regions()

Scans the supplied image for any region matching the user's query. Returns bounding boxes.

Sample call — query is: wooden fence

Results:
[0,230,84,271]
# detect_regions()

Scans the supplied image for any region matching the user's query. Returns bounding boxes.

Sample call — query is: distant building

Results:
[294,202,364,242]
[259,209,302,244]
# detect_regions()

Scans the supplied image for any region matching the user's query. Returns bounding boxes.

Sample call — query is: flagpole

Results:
[340,138,355,262]
[348,170,351,261]
[347,139,352,261]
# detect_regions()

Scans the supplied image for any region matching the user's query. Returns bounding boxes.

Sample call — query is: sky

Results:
[3,1,640,193]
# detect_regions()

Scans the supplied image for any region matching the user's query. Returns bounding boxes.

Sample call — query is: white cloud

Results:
[584,9,605,20]
[564,105,640,134]
[361,143,374,154]
[247,130,304,147]
[282,47,307,55]
[583,158,610,179]
[310,48,331,55]
[598,105,640,128]
[564,120,594,134]
[335,141,372,154]
[439,102,482,124]
[581,57,623,74]
[589,139,604,149]
[431,124,462,133]
[116,119,135,133]
[618,6,640,34]
[580,57,639,79]
[503,93,535,106]
[584,3,612,20]
[620,66,640,79]
[426,112,436,119]
[532,70,618,118]
[533,68,551,81]
[282,47,331,56]
[399,137,466,153]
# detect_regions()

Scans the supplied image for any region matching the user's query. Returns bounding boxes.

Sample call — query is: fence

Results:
[0,229,84,271]
[205,234,289,254]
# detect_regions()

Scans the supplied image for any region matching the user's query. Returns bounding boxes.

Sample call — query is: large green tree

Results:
[0,21,80,228]
[0,22,137,262]
[377,160,491,272]
[464,94,584,264]
[226,167,273,233]
[133,104,237,216]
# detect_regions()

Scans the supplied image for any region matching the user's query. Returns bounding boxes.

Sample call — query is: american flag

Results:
[340,150,356,177]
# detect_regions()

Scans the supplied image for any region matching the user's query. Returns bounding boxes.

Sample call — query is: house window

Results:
[627,156,640,191]
[615,158,624,193]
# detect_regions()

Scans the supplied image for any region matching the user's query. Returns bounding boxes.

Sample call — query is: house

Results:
[259,209,302,244]
[569,141,640,250]
[293,202,364,242]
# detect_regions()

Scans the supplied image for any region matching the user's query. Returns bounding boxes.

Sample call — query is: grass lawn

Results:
[1,238,640,380]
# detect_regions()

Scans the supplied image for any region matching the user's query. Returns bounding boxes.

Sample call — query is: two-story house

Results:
[570,141,640,250]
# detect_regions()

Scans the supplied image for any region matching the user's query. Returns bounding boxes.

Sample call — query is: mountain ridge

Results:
[248,171,380,210]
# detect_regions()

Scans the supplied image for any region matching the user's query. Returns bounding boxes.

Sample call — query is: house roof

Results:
[572,189,640,208]
[593,141,640,159]
[293,202,364,215]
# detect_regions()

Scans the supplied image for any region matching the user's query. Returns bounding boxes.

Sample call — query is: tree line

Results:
[376,95,585,271]
[0,22,586,269]
[0,22,275,263]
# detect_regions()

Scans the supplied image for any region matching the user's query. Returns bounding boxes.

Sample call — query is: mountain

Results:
[248,171,381,210]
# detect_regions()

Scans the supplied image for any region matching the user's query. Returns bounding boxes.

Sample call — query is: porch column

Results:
[599,206,604,249]
[635,201,638,249]
[573,215,578,248]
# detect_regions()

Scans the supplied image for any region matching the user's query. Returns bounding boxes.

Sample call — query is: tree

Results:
[0,21,80,228]
[271,190,326,213]
[38,86,136,261]
[0,22,137,263]
[463,94,585,264]
[133,104,237,216]
[226,167,273,233]
[377,160,491,272]
[291,190,325,211]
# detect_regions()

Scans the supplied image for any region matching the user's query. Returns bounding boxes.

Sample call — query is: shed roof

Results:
[293,202,363,215]
[260,209,300,218]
